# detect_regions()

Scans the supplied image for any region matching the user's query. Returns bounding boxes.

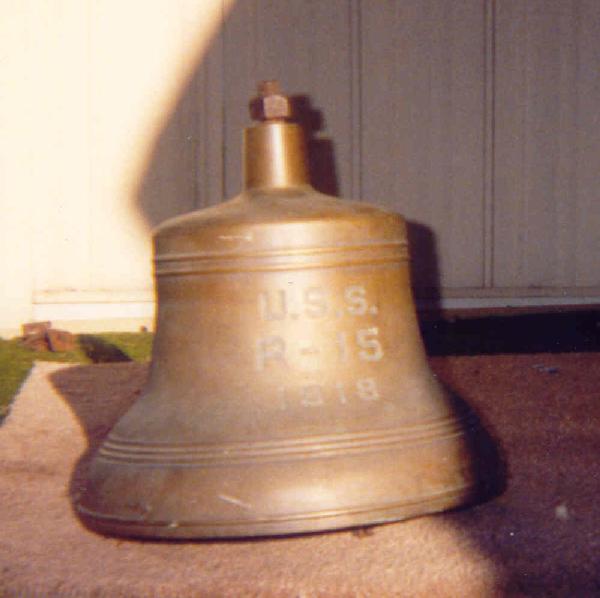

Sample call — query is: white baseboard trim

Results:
[33,301,155,321]
[23,301,156,335]
[417,295,600,311]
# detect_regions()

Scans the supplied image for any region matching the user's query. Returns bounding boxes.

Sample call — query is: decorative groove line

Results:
[78,482,474,528]
[155,241,409,276]
[97,412,477,467]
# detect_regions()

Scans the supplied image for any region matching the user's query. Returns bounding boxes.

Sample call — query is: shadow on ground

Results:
[422,310,600,356]
[78,335,133,364]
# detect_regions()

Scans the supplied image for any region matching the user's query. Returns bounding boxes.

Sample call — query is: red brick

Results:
[46,329,75,352]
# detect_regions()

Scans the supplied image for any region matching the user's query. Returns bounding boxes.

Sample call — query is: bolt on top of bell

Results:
[249,80,292,122]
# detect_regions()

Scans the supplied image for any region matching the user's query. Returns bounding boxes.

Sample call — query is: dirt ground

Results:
[1,353,599,597]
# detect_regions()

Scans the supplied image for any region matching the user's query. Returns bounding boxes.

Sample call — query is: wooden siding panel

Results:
[360,0,486,291]
[494,0,600,289]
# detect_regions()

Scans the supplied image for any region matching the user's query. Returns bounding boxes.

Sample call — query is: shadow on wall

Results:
[134,87,342,228]
[406,220,442,312]
[132,1,440,304]
[134,24,340,229]
[290,94,339,197]
[132,0,442,308]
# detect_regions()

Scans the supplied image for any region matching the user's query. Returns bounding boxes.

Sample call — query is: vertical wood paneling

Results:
[130,1,228,215]
[360,0,486,291]
[29,1,93,293]
[87,2,198,291]
[483,0,495,289]
[574,1,600,287]
[21,0,229,297]
[194,14,225,209]
[494,0,600,288]
[223,0,354,199]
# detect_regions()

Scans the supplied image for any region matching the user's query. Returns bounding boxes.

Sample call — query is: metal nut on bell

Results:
[249,80,291,121]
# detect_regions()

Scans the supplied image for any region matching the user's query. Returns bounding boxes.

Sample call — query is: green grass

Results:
[0,332,153,419]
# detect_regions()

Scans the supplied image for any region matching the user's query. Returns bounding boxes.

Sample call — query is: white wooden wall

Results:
[1,0,599,336]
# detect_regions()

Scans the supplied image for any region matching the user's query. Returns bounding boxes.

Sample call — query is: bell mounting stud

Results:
[250,79,291,122]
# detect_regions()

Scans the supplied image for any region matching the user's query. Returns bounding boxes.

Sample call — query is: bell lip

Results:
[76,482,486,540]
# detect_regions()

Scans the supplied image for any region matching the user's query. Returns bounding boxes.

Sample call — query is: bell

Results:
[78,81,499,539]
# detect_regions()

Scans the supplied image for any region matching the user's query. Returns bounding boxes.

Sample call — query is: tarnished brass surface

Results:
[78,83,496,539]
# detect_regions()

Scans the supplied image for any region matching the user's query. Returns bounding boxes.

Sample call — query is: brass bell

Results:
[78,81,499,539]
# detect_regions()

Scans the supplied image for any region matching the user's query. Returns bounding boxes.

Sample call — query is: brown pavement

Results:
[1,354,599,597]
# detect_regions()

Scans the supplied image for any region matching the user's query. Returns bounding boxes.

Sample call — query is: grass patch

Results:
[0,332,153,419]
